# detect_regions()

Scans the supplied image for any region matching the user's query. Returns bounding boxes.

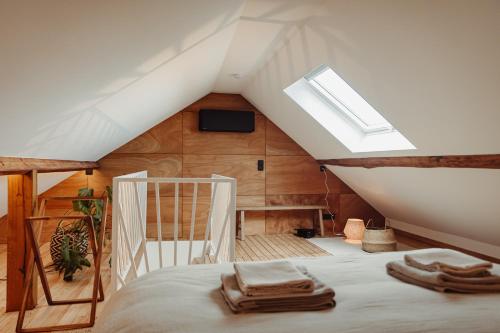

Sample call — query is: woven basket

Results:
[362,228,397,253]
[361,219,397,253]
[50,222,89,265]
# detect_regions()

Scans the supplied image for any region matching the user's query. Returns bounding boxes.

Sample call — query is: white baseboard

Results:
[387,218,500,260]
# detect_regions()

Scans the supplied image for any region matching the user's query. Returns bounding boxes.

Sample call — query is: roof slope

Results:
[242,0,500,256]
[0,0,245,160]
[1,1,499,256]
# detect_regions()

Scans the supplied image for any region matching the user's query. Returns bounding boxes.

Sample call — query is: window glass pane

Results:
[308,67,392,132]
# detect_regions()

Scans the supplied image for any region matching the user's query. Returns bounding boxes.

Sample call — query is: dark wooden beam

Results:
[0,157,99,175]
[318,154,500,169]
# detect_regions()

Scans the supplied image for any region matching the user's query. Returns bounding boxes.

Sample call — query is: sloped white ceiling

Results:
[242,0,500,256]
[0,0,245,161]
[1,0,499,256]
[214,0,324,92]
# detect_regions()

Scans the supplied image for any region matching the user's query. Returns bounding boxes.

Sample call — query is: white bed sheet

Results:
[94,249,500,333]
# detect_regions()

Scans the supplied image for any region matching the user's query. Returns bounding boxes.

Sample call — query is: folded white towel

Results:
[404,249,492,277]
[233,261,314,296]
[221,266,335,313]
[387,260,500,293]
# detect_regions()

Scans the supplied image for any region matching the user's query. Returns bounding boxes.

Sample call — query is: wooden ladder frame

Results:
[16,197,108,332]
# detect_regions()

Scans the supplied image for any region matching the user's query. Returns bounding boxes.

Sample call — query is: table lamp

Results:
[344,218,365,243]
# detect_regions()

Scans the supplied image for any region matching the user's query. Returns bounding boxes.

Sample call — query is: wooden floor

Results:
[0,234,331,332]
[236,234,330,261]
[0,243,112,333]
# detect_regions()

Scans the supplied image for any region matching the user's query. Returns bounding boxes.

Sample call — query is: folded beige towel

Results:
[233,261,314,296]
[221,266,335,313]
[404,249,492,277]
[387,260,500,293]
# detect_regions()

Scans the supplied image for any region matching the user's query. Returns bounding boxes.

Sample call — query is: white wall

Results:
[331,166,500,248]
[242,0,500,253]
[0,172,75,217]
[37,172,76,194]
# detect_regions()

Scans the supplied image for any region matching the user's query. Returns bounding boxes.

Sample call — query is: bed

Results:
[94,250,500,333]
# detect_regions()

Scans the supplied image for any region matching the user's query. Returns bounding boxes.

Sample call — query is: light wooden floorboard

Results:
[0,243,111,333]
[235,234,330,262]
[1,234,330,332]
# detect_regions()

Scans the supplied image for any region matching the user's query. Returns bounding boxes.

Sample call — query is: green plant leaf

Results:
[105,185,113,203]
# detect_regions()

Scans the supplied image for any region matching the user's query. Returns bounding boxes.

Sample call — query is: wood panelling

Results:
[0,215,6,244]
[183,112,266,155]
[181,196,210,240]
[114,113,182,154]
[243,212,266,236]
[238,196,266,236]
[97,153,182,178]
[264,194,337,235]
[266,194,325,206]
[182,196,266,240]
[266,120,308,156]
[266,155,342,195]
[265,211,315,235]
[238,196,265,207]
[42,93,383,242]
[39,209,75,243]
[94,153,182,195]
[183,154,265,196]
[338,194,384,233]
[41,171,91,198]
[146,195,182,239]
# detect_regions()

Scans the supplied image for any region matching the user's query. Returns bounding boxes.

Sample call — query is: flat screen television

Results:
[198,109,255,133]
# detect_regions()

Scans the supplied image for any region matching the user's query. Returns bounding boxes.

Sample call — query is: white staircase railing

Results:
[111,172,236,292]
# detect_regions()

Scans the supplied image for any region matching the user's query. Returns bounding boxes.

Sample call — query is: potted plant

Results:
[50,220,91,281]
[49,187,111,281]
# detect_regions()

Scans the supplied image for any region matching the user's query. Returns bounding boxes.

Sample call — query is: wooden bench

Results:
[236,205,327,240]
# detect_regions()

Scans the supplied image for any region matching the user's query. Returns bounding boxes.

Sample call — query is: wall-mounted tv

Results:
[198,109,255,133]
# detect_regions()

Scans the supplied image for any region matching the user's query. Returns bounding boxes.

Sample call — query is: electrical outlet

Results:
[323,212,335,220]
[319,165,326,172]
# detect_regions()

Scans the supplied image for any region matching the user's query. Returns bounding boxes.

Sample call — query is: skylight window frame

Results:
[305,65,394,135]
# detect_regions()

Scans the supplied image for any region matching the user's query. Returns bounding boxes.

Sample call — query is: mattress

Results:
[94,249,500,333]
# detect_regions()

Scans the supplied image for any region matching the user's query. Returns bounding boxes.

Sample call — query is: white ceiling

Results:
[1,0,499,255]
[242,0,500,256]
[214,0,325,93]
[0,0,245,160]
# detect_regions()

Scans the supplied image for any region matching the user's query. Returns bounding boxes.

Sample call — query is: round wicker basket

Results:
[50,223,89,266]
[362,226,397,253]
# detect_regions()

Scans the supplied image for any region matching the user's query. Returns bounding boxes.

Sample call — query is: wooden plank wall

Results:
[40,93,383,242]
[0,215,7,243]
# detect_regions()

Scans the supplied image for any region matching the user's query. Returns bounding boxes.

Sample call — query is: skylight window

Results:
[284,65,415,153]
[306,66,393,134]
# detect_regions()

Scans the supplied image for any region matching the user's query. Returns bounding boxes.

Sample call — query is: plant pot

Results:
[50,224,89,267]
[362,227,397,253]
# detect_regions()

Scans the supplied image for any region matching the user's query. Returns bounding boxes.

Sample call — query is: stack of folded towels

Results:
[387,248,500,293]
[220,260,335,313]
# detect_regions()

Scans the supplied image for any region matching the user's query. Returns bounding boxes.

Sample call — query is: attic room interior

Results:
[0,0,499,332]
